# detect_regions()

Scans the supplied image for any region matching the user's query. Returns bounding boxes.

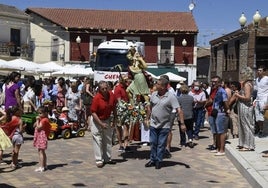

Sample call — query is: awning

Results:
[146,67,179,76]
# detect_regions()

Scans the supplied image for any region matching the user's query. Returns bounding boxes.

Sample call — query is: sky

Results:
[1,0,268,47]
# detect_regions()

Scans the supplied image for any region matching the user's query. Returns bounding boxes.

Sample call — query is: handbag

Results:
[211,109,218,118]
[82,93,92,105]
[264,110,268,120]
[0,92,5,105]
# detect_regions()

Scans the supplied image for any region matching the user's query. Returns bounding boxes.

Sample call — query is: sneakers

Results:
[262,153,268,158]
[258,131,264,138]
[10,163,22,169]
[96,161,104,168]
[35,167,45,172]
[210,149,218,153]
[118,146,125,152]
[165,149,172,158]
[0,160,7,165]
[215,152,225,156]
[124,146,132,153]
[188,141,194,148]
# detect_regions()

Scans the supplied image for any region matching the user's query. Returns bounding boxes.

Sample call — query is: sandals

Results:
[262,153,268,158]
[238,148,254,151]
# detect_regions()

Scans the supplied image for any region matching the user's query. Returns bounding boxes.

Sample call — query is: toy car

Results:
[47,119,85,140]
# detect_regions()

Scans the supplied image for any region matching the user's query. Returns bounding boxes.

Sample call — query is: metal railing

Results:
[0,42,32,58]
[157,52,174,65]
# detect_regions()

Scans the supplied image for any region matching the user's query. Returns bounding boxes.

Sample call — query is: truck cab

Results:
[93,39,144,82]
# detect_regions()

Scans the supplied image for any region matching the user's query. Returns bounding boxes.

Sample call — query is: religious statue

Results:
[126,47,150,105]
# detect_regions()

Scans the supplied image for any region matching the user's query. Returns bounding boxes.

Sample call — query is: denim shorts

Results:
[215,113,228,134]
[12,132,24,145]
[208,116,216,134]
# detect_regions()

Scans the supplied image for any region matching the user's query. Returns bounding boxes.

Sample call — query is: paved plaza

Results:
[0,124,252,188]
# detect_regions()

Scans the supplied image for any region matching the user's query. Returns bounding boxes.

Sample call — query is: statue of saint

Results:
[126,47,150,105]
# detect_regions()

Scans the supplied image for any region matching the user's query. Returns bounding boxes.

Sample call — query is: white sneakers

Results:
[35,167,45,172]
[215,152,225,156]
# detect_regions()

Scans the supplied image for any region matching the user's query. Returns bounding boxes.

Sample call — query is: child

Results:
[0,108,9,164]
[1,106,25,169]
[59,107,75,132]
[58,107,70,124]
[33,106,51,172]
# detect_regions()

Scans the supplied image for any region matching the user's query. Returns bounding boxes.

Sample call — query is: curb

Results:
[225,140,268,188]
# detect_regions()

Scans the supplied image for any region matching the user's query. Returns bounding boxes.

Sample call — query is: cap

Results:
[62,107,69,112]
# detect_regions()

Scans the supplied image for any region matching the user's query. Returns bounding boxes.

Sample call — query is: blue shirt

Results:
[213,87,228,113]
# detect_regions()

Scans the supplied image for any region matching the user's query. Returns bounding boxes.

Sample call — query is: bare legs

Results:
[12,144,21,167]
[216,133,226,153]
[38,149,47,169]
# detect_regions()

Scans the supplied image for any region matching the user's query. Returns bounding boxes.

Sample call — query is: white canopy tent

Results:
[8,58,39,72]
[0,59,23,71]
[51,65,93,77]
[161,72,186,82]
[38,61,64,73]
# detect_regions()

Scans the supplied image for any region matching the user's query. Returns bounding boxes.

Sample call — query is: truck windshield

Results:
[95,49,129,71]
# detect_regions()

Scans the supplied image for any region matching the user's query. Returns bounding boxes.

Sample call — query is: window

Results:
[235,40,240,71]
[124,36,140,42]
[90,36,106,56]
[223,44,228,71]
[212,47,217,72]
[51,37,59,61]
[157,37,174,64]
[10,28,21,56]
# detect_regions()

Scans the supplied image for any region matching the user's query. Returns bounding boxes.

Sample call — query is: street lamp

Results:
[182,39,188,65]
[76,36,82,61]
[182,39,187,47]
[76,36,81,44]
[239,10,262,80]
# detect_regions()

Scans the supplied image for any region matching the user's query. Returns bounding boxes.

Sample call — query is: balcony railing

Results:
[0,42,32,58]
[157,52,174,65]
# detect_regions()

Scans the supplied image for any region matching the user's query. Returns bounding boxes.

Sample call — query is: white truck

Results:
[93,39,145,82]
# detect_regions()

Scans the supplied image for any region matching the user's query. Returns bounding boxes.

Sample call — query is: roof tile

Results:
[26,8,198,32]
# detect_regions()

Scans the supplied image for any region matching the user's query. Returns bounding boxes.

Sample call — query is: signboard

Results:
[94,71,128,82]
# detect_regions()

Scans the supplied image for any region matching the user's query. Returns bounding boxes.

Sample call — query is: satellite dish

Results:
[189,3,195,12]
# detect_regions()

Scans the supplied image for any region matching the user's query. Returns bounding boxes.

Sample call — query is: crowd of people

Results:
[0,52,268,172]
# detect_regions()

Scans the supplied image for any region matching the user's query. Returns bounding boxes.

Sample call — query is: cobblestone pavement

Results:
[0,125,250,188]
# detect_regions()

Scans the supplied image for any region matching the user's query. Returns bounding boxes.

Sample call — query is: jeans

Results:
[193,108,205,136]
[149,126,170,162]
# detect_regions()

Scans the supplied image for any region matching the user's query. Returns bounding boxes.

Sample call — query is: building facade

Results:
[0,4,32,61]
[26,8,198,85]
[210,17,268,82]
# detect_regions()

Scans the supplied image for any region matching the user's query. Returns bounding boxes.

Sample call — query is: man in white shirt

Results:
[255,65,268,137]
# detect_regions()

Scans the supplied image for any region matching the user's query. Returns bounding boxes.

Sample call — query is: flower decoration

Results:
[116,99,147,126]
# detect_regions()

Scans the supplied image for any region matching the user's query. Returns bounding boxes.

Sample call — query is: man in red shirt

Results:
[90,81,117,168]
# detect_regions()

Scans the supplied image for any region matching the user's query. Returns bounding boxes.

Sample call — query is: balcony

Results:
[0,42,33,58]
[157,52,174,66]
